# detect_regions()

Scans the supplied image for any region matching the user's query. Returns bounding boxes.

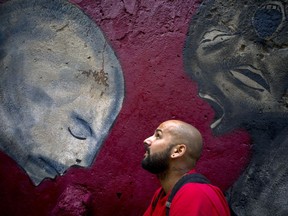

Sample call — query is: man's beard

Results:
[141,145,173,174]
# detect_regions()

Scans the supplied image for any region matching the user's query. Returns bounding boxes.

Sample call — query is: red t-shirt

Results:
[143,170,230,216]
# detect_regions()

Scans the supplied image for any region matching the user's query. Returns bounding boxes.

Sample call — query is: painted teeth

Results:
[198,93,224,129]
[211,116,224,129]
[262,4,281,11]
[199,93,217,103]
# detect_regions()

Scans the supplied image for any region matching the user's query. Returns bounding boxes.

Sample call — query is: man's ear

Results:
[171,144,186,159]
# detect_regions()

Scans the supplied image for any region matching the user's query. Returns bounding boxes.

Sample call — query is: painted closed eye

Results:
[68,115,93,140]
[200,29,235,47]
[230,66,270,92]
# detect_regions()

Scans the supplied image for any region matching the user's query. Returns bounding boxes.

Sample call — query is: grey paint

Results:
[0,0,124,185]
[184,0,288,215]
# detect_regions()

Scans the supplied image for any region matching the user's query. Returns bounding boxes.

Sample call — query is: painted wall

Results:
[0,0,263,215]
[184,1,288,215]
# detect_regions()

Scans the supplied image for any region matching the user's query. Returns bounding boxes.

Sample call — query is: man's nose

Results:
[144,136,152,146]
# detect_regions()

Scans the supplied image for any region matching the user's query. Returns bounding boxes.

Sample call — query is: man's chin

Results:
[141,162,168,175]
[142,160,156,174]
[141,158,150,172]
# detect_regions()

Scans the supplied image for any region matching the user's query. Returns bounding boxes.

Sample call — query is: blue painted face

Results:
[0,0,124,185]
[184,0,288,134]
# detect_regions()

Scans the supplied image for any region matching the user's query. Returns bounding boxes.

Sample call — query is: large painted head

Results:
[0,0,124,185]
[184,0,288,134]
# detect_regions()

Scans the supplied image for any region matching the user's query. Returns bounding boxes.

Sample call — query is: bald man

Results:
[142,120,230,216]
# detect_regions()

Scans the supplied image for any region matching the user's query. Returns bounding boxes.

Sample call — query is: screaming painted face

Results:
[184,0,288,134]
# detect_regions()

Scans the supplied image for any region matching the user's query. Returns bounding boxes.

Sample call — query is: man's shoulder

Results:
[178,181,214,192]
[176,182,223,199]
[172,182,230,215]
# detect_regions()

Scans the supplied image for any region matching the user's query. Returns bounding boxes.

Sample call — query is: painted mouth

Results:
[229,65,270,92]
[260,1,284,17]
[199,92,224,129]
[38,156,67,176]
[253,1,285,39]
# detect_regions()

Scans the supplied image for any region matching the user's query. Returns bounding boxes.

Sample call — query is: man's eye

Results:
[155,133,161,139]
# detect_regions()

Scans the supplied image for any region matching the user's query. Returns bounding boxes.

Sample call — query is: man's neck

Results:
[158,167,191,194]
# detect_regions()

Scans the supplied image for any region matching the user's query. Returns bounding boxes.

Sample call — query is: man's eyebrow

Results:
[155,129,162,133]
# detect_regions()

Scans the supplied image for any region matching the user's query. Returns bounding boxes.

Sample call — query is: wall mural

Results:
[184,0,288,215]
[0,0,255,215]
[0,0,124,185]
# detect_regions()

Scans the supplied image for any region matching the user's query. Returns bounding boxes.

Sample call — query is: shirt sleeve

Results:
[169,183,227,216]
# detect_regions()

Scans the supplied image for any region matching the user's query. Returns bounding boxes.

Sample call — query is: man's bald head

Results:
[162,120,203,163]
